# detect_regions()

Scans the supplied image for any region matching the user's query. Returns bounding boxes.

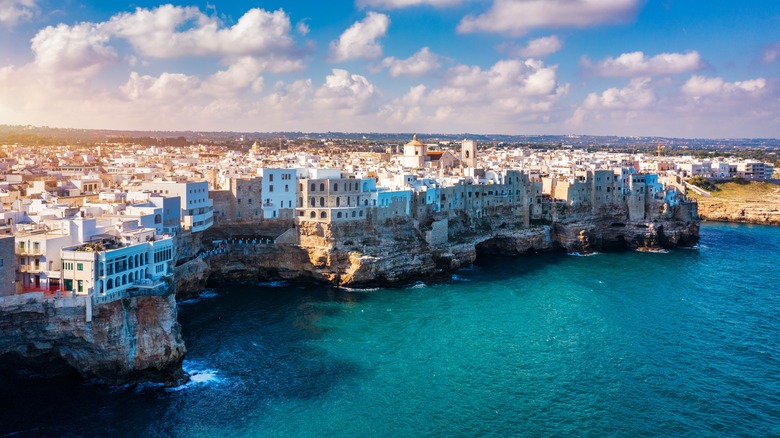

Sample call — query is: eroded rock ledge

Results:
[177,202,699,295]
[0,293,186,386]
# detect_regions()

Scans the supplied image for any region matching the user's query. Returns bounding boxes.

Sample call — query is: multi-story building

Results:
[0,236,16,296]
[140,181,213,232]
[60,233,174,302]
[258,168,297,219]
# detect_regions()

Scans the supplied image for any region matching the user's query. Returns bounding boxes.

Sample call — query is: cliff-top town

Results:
[0,135,772,302]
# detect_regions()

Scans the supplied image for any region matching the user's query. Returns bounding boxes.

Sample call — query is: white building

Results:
[140,181,213,232]
[257,168,297,219]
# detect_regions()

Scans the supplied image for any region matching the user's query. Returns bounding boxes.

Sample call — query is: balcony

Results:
[16,248,43,256]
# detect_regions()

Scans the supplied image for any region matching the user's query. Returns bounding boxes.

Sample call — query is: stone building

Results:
[0,236,16,296]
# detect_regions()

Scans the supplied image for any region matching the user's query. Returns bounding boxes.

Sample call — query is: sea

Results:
[2,222,779,437]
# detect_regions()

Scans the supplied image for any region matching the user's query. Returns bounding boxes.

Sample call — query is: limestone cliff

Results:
[696,200,780,225]
[178,200,699,294]
[690,181,780,225]
[0,293,186,385]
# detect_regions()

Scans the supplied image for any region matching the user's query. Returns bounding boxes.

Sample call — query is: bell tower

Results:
[462,139,477,168]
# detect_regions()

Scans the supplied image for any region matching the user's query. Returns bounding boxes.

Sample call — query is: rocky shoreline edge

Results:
[1,212,699,386]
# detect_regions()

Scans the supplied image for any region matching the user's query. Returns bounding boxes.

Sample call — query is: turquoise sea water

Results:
[2,222,780,437]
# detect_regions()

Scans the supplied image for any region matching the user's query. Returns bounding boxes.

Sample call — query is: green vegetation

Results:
[687,176,720,192]
[689,180,780,202]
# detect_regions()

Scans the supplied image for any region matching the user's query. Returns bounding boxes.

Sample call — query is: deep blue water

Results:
[2,222,780,437]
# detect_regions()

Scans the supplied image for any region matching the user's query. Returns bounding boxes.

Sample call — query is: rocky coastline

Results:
[1,201,698,385]
[0,293,186,386]
[176,202,700,296]
[695,200,780,225]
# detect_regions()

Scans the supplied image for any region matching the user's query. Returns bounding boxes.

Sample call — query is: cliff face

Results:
[696,200,780,225]
[178,200,699,294]
[0,293,186,385]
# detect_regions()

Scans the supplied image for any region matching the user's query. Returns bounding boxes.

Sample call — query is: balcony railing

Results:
[16,248,43,256]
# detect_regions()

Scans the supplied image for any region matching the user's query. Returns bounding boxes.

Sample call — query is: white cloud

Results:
[458,0,642,36]
[761,41,780,64]
[383,58,568,131]
[566,74,778,137]
[0,0,36,27]
[583,77,655,109]
[329,12,389,62]
[357,0,466,8]
[121,71,200,101]
[568,77,655,128]
[30,22,116,78]
[517,35,563,58]
[296,20,310,36]
[381,47,443,77]
[104,6,297,61]
[584,51,703,76]
[314,69,381,113]
[681,75,766,100]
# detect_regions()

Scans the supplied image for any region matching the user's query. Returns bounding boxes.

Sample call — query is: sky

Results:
[0,0,778,138]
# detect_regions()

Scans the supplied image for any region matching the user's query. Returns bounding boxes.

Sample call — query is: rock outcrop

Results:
[696,199,780,225]
[0,293,186,385]
[176,201,699,295]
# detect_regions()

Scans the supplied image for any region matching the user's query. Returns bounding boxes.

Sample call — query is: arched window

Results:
[359,210,364,217]
[465,150,470,158]
[352,211,356,218]
[299,183,303,192]
[337,212,342,218]
[320,211,327,219]
[299,197,303,207]
[310,197,315,207]
[107,278,113,289]
[333,183,338,191]
[310,211,316,218]
[128,272,134,282]
[319,197,325,207]
[311,183,316,191]
[122,274,127,285]
[336,197,340,207]
[319,183,325,191]
[129,257,133,269]
[154,214,162,224]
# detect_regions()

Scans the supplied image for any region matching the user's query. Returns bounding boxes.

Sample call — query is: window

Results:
[269,174,274,182]
[269,185,273,192]
[285,184,289,192]
[77,263,83,271]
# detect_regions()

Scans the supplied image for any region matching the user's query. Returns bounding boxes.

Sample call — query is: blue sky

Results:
[0,0,778,138]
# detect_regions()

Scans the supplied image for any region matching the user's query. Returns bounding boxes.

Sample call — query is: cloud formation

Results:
[105,6,297,61]
[357,0,466,8]
[458,0,642,36]
[681,75,766,101]
[0,0,36,27]
[517,35,563,58]
[383,58,568,131]
[584,51,703,76]
[761,41,780,64]
[381,47,443,77]
[329,12,390,62]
